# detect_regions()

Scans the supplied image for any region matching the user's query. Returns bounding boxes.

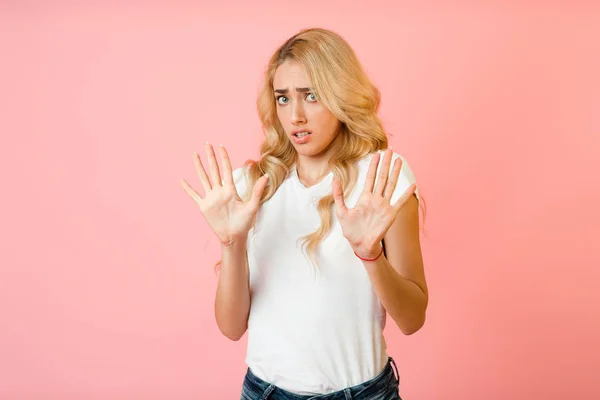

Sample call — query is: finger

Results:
[332,177,348,214]
[193,152,212,192]
[205,142,222,188]
[219,145,234,186]
[180,178,203,203]
[383,157,403,201]
[363,152,380,194]
[374,149,393,195]
[391,183,417,211]
[249,174,269,207]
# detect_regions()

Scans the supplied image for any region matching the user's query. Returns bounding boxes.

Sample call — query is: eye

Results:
[306,93,317,102]
[276,96,288,105]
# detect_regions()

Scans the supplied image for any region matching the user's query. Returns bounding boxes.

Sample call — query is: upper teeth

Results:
[295,132,309,137]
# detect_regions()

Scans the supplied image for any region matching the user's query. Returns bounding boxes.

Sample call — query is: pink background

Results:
[1,2,599,399]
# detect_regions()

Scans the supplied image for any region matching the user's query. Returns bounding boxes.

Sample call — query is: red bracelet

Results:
[354,246,384,262]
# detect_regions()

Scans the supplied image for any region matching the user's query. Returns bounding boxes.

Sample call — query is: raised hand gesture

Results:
[332,149,416,260]
[180,143,269,246]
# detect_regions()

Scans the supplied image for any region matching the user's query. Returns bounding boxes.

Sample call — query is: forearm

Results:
[362,255,428,335]
[214,239,250,341]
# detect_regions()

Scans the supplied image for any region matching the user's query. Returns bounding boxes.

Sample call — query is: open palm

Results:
[332,150,416,258]
[180,143,269,246]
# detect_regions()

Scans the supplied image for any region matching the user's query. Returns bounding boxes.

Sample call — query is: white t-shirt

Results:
[232,149,419,395]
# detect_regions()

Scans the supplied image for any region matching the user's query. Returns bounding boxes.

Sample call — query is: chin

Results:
[292,144,326,157]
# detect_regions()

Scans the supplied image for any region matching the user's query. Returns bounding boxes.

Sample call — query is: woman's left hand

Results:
[332,149,416,260]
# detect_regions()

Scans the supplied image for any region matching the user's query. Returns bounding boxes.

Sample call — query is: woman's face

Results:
[273,60,342,158]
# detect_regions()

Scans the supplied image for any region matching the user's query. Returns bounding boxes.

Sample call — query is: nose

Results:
[291,102,306,125]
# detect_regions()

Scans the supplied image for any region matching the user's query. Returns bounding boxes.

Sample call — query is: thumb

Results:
[332,177,348,215]
[249,174,269,207]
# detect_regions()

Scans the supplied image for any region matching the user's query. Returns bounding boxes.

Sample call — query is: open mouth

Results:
[294,131,311,138]
[292,130,312,144]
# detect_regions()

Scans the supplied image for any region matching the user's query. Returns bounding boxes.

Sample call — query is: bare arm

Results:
[214,240,251,341]
[363,194,428,335]
[332,150,428,335]
[180,142,268,342]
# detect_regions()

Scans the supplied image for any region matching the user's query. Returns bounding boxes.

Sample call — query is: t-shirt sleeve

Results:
[389,151,420,206]
[230,165,250,199]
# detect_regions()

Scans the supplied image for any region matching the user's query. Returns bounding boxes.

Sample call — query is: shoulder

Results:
[231,165,252,196]
[232,165,250,183]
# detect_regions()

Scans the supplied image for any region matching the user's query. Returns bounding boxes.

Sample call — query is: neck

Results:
[296,157,331,186]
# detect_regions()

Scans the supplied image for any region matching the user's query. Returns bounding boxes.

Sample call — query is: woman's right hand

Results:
[180,142,269,246]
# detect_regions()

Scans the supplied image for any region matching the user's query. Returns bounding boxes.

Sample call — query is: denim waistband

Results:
[241,357,400,400]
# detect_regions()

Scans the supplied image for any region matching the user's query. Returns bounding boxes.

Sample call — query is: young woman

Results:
[181,28,428,400]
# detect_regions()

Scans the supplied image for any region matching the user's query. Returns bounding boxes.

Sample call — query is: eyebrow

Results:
[274,87,312,94]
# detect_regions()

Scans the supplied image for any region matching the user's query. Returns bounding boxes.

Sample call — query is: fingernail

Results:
[219,143,223,147]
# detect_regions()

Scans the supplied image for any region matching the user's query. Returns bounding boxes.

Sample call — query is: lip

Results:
[291,129,313,136]
[291,129,312,144]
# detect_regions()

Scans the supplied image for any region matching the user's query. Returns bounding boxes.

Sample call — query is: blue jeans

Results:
[240,357,402,400]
